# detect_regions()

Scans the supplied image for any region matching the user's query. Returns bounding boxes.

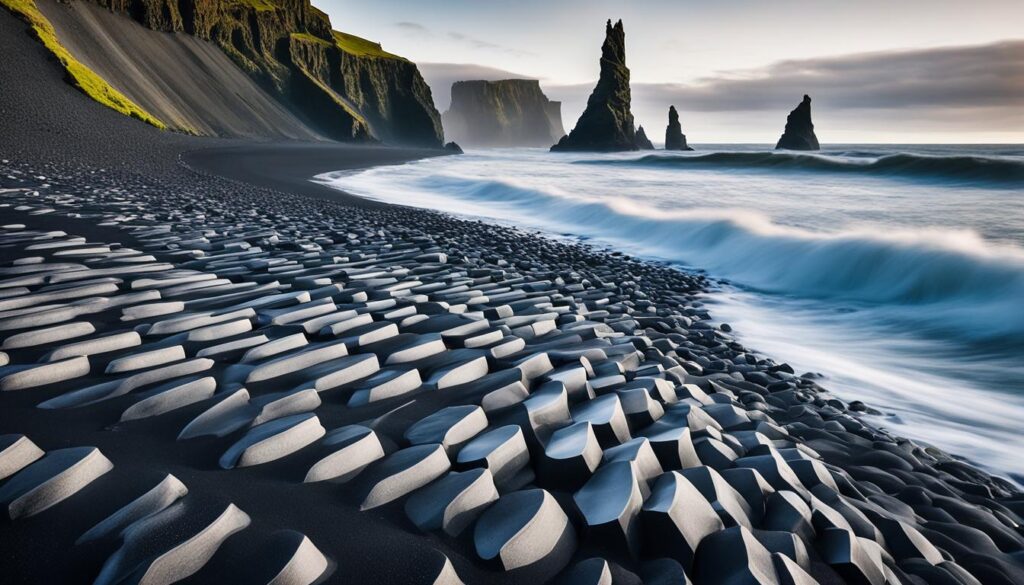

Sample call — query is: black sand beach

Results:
[2,8,1023,585]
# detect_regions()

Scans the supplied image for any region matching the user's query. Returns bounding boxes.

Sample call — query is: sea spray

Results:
[317,144,1024,479]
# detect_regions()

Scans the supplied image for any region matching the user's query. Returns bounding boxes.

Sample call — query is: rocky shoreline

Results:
[0,153,1022,585]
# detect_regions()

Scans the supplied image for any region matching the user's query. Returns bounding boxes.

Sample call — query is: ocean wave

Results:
[580,151,1024,185]
[336,171,1024,345]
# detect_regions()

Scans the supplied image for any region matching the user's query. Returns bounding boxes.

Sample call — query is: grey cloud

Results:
[419,40,1024,141]
[395,22,428,33]
[447,32,536,58]
[628,40,1024,112]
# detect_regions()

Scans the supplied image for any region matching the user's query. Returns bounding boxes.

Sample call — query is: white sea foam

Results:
[317,145,1024,482]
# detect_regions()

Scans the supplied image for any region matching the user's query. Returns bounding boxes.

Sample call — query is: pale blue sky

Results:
[318,1,1024,142]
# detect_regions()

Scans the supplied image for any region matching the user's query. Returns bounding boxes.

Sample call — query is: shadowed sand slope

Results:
[38,0,322,139]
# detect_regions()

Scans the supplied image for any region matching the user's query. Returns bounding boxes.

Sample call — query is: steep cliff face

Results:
[442,79,564,147]
[775,95,820,151]
[24,0,444,145]
[551,19,639,152]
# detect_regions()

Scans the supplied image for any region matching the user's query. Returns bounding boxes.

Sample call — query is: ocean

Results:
[317,145,1024,485]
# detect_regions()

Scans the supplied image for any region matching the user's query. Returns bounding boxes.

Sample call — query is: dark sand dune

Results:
[38,0,322,139]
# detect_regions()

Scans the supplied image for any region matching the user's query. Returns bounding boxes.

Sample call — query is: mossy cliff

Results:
[1,0,166,129]
[6,0,444,145]
[442,79,565,147]
[96,0,443,145]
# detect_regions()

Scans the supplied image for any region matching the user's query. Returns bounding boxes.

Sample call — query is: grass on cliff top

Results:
[0,0,166,130]
[290,32,331,46]
[231,0,278,12]
[332,30,406,60]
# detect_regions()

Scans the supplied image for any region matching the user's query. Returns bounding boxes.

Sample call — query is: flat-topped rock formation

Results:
[443,80,565,147]
[665,106,693,151]
[775,95,820,151]
[552,20,642,152]
[0,157,1021,584]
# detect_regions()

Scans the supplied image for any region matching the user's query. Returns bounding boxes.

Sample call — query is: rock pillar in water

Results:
[775,95,820,150]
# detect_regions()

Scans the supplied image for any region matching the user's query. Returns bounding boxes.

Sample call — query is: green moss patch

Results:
[290,32,331,46]
[231,0,278,12]
[1,0,167,129]
[332,30,405,60]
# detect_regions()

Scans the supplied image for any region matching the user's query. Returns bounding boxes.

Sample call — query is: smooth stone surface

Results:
[77,474,188,544]
[405,468,498,536]
[573,461,644,556]
[219,414,325,469]
[120,376,217,422]
[264,531,330,585]
[347,367,422,406]
[93,503,251,585]
[0,434,45,481]
[304,425,385,483]
[359,444,451,510]
[405,405,488,451]
[474,488,576,571]
[44,330,141,361]
[0,446,114,519]
[1,355,91,391]
[539,421,603,489]
[641,472,724,569]
[456,425,531,487]
[178,388,256,440]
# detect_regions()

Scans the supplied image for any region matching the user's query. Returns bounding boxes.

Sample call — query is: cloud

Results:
[394,22,535,60]
[446,32,535,58]
[420,40,1024,142]
[549,40,1024,141]
[395,21,428,34]
[621,39,1024,113]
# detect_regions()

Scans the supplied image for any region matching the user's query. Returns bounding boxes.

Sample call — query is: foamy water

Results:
[317,145,1024,484]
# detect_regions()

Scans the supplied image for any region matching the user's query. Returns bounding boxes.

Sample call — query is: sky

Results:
[318,0,1024,143]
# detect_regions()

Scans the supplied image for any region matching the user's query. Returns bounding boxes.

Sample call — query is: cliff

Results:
[4,0,443,145]
[775,95,820,151]
[442,79,564,147]
[551,19,639,152]
[664,105,693,151]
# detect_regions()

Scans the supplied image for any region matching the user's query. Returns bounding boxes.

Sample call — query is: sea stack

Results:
[664,106,693,151]
[442,80,564,147]
[775,95,820,150]
[635,126,655,150]
[551,20,639,151]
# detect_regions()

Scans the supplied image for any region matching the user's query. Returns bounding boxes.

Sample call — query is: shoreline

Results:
[2,151,1022,584]
[180,142,450,209]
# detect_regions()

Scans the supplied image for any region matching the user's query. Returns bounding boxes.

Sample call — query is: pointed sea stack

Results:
[635,126,654,150]
[775,95,820,150]
[664,106,693,151]
[551,20,638,151]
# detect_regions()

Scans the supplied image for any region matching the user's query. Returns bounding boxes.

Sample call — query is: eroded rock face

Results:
[635,126,655,150]
[443,80,565,147]
[775,95,820,151]
[551,20,637,152]
[89,0,443,146]
[665,106,693,151]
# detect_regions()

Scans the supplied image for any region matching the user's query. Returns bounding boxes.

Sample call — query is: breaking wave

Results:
[323,170,1024,346]
[581,151,1024,186]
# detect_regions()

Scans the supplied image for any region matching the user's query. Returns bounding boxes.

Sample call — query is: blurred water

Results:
[318,144,1024,484]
